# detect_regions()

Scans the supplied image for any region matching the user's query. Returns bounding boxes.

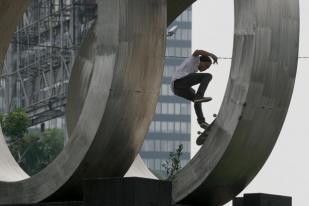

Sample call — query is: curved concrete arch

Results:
[172,1,299,205]
[0,0,167,203]
[128,1,299,205]
[0,0,299,205]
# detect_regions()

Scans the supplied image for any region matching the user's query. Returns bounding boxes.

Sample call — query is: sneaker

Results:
[199,122,209,130]
[194,97,212,103]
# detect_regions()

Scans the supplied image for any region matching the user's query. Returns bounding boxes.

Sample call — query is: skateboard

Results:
[196,116,217,146]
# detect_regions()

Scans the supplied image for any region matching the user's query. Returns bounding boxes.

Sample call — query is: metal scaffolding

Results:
[1,0,97,126]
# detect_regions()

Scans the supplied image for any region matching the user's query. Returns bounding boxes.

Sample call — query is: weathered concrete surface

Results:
[0,0,32,182]
[0,0,167,203]
[0,0,299,205]
[172,1,299,205]
[128,0,299,205]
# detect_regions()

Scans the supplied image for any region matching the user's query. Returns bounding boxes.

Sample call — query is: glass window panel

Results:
[176,29,181,39]
[181,141,187,152]
[161,121,167,133]
[148,140,154,151]
[175,103,180,115]
[161,140,167,152]
[155,121,161,132]
[155,103,160,114]
[176,47,181,56]
[182,30,187,40]
[175,122,180,133]
[161,84,167,95]
[168,141,174,152]
[168,103,174,114]
[155,159,161,170]
[168,122,174,133]
[149,122,154,133]
[162,103,168,114]
[183,11,188,22]
[181,122,187,134]
[167,66,174,77]
[181,103,188,115]
[155,140,160,152]
[148,159,154,169]
[169,86,174,96]
[143,141,149,151]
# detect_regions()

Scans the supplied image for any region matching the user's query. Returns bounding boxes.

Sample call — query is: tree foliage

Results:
[16,129,64,175]
[162,144,183,180]
[1,109,64,175]
[1,108,30,139]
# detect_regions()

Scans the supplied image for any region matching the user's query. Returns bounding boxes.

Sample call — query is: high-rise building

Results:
[140,8,192,174]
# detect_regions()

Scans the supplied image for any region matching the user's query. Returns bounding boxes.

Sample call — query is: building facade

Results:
[140,8,192,174]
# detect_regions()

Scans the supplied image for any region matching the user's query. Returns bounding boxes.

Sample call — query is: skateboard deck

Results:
[196,118,216,146]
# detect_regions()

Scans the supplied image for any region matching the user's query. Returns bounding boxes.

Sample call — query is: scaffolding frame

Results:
[1,0,97,126]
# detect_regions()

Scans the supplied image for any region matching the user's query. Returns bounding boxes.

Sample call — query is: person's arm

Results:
[192,49,218,64]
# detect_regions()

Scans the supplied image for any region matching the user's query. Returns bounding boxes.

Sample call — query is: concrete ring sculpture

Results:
[0,0,299,206]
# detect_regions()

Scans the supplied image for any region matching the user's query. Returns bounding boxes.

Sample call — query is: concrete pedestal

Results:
[84,177,172,206]
[233,193,292,206]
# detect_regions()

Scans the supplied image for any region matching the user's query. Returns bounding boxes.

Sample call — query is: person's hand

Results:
[210,54,218,64]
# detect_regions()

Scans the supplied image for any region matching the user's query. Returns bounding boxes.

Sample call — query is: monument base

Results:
[84,177,172,206]
[0,178,171,206]
[233,193,292,206]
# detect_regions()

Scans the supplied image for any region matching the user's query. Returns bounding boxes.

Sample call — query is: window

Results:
[155,103,160,114]
[168,103,174,114]
[148,159,154,169]
[182,11,188,22]
[182,29,188,40]
[161,121,167,133]
[176,29,181,39]
[149,122,154,133]
[162,103,167,114]
[144,140,154,151]
[148,140,155,151]
[175,122,180,133]
[181,103,188,115]
[168,122,174,133]
[175,103,180,115]
[168,141,174,152]
[161,140,168,152]
[181,122,187,134]
[155,121,161,132]
[155,140,160,152]
[176,47,181,56]
[161,84,168,95]
[155,159,161,170]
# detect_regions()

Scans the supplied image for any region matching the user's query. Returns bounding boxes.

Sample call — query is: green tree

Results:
[0,109,64,175]
[19,129,64,175]
[2,108,30,139]
[1,108,31,162]
[162,144,183,180]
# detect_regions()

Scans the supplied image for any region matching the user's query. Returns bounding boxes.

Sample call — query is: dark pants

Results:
[173,73,212,123]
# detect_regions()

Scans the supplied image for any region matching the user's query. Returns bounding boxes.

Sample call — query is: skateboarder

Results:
[171,49,218,129]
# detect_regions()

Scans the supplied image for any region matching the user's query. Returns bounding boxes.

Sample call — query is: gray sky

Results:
[191,1,309,205]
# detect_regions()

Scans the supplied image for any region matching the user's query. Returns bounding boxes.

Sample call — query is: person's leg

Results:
[175,73,212,98]
[195,73,212,98]
[173,76,207,125]
[194,102,205,124]
[173,81,195,101]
